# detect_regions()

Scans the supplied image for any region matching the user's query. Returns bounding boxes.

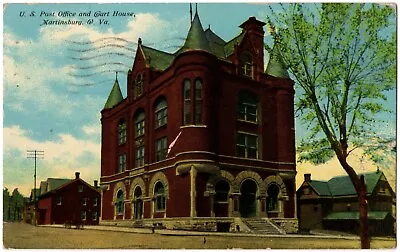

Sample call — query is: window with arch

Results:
[194,79,202,124]
[215,180,230,203]
[183,79,191,125]
[267,184,279,212]
[135,73,144,98]
[117,154,127,173]
[154,182,166,211]
[133,186,143,219]
[155,97,168,128]
[117,119,127,145]
[134,110,145,137]
[239,51,253,78]
[236,132,258,159]
[237,91,258,123]
[115,190,124,214]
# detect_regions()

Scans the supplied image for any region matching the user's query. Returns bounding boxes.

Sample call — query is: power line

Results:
[27,150,44,225]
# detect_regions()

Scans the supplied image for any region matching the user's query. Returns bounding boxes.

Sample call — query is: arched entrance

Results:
[239,179,257,217]
[133,187,143,219]
[214,180,230,217]
[267,183,279,212]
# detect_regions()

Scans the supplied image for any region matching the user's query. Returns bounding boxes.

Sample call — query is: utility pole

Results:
[27,150,44,225]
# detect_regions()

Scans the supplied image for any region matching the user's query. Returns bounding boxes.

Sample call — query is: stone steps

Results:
[242,218,285,235]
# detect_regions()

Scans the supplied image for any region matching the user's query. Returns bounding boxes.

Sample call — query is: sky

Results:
[3,3,397,196]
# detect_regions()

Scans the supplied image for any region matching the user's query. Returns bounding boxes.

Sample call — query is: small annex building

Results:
[36,172,101,226]
[297,170,395,236]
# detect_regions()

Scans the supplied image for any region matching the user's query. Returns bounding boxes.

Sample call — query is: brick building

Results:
[99,11,297,233]
[297,170,395,236]
[37,172,101,226]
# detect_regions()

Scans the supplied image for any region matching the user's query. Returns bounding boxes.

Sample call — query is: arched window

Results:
[154,182,166,211]
[239,51,253,78]
[135,73,144,98]
[117,119,127,145]
[116,190,124,214]
[133,187,143,219]
[155,97,167,128]
[134,109,145,137]
[267,184,279,212]
[183,79,191,125]
[215,180,230,203]
[194,79,202,124]
[237,91,258,123]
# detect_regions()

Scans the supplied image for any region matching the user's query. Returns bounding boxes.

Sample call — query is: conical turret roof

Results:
[104,78,123,109]
[265,45,289,79]
[178,12,212,54]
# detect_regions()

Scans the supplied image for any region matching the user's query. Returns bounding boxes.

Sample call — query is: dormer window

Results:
[135,73,144,98]
[239,51,253,78]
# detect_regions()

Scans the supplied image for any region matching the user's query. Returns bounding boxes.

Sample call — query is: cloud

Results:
[3,125,101,196]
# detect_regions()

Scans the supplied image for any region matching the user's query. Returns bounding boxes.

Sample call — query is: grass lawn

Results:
[3,222,396,249]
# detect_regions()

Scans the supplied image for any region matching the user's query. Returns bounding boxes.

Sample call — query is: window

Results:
[155,97,168,128]
[92,211,98,221]
[155,137,167,162]
[118,120,127,145]
[56,196,62,206]
[154,182,166,211]
[237,91,258,123]
[134,110,145,137]
[215,180,230,203]
[239,51,253,78]
[116,190,124,214]
[81,211,86,221]
[135,73,144,98]
[236,132,258,159]
[93,197,98,207]
[78,185,83,193]
[118,154,127,173]
[194,79,202,124]
[135,145,145,167]
[183,79,191,125]
[82,197,87,206]
[267,184,279,211]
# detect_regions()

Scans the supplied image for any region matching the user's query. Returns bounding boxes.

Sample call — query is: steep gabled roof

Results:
[141,45,175,71]
[265,45,290,78]
[308,180,331,196]
[224,32,245,57]
[304,171,385,197]
[104,79,123,109]
[46,178,73,192]
[204,28,226,58]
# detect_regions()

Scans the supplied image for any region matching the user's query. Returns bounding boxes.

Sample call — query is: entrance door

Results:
[239,179,257,217]
[133,187,143,219]
[214,180,230,217]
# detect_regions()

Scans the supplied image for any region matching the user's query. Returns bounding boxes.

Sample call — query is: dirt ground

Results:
[2,222,396,249]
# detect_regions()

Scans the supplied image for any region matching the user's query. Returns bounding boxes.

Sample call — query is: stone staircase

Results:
[242,218,285,235]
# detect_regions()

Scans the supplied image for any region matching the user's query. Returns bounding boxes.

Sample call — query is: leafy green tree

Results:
[266,3,395,248]
[3,188,11,221]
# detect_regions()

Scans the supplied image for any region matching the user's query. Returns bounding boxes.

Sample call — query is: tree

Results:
[266,3,396,249]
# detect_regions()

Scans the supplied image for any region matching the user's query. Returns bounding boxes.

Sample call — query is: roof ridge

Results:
[141,45,174,55]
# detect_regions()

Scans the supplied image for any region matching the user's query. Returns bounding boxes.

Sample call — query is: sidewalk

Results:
[38,224,368,240]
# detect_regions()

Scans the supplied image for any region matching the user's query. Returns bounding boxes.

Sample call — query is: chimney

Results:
[75,172,80,179]
[304,173,311,182]
[94,180,98,188]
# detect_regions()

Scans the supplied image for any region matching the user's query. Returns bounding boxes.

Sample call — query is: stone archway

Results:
[264,175,288,218]
[205,170,235,217]
[112,181,127,220]
[235,171,265,218]
[129,177,146,220]
[148,172,169,218]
